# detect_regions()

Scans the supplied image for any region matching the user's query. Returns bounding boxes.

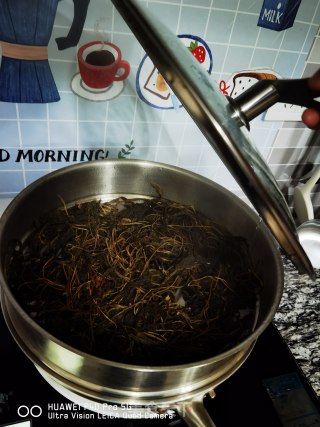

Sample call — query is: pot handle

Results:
[175,396,217,427]
[230,75,320,129]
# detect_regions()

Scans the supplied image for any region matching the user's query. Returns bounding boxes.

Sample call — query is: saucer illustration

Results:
[71,73,124,101]
[136,34,213,110]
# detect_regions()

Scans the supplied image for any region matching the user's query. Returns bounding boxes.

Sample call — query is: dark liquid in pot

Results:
[7,197,261,366]
[85,50,115,66]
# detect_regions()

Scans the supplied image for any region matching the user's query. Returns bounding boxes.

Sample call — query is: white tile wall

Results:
[0,0,319,204]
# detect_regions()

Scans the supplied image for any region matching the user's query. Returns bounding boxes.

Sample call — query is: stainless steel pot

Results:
[0,160,283,427]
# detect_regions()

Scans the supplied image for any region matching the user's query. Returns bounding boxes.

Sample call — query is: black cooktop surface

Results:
[1,310,320,427]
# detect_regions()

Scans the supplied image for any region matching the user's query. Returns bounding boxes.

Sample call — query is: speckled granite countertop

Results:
[274,256,320,397]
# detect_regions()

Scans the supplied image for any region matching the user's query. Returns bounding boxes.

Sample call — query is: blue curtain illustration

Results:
[0,0,90,103]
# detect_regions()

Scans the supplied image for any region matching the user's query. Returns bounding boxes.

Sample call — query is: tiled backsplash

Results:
[0,0,319,209]
[268,25,320,214]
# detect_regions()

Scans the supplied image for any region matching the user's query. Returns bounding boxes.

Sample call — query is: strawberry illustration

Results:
[188,40,206,64]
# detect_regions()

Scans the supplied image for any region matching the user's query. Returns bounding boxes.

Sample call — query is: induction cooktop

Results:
[1,308,320,427]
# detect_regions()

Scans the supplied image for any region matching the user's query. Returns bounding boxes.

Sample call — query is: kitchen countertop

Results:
[0,198,319,400]
[274,256,320,397]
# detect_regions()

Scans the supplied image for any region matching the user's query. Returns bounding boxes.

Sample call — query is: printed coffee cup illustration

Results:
[72,41,130,101]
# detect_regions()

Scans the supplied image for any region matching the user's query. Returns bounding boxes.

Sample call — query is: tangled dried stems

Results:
[8,197,261,365]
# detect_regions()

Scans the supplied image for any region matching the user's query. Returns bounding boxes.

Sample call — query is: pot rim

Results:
[0,159,284,372]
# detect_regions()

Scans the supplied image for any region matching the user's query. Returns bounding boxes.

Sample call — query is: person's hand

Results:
[302,70,320,129]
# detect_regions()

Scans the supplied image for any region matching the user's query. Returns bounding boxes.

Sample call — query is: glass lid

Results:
[111,0,314,279]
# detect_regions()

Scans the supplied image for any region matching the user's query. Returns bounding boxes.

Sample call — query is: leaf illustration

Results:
[118,140,135,159]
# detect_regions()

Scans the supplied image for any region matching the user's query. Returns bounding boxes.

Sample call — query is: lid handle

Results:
[230,76,320,129]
